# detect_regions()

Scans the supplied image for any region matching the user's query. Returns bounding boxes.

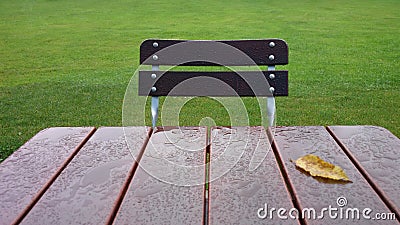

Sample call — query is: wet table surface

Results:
[0,126,399,225]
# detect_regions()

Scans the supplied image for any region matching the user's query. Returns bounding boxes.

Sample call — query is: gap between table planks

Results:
[1,126,399,224]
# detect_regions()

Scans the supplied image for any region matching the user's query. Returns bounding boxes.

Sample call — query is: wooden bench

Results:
[138,39,289,127]
[0,126,399,224]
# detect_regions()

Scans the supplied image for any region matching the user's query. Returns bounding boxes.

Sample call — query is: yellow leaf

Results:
[295,154,351,182]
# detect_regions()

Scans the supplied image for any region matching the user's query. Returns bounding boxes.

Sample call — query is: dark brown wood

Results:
[209,126,298,225]
[139,70,288,97]
[271,126,397,225]
[19,127,150,225]
[113,127,207,224]
[327,126,400,219]
[140,39,288,66]
[0,127,95,225]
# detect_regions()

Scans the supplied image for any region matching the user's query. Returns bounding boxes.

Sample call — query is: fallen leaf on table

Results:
[295,154,351,182]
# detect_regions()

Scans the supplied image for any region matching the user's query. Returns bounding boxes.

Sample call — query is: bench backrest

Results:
[138,39,289,127]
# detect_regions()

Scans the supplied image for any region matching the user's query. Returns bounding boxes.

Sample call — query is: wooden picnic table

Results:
[0,126,399,225]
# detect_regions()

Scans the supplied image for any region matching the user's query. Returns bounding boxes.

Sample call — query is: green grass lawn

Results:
[1,0,399,161]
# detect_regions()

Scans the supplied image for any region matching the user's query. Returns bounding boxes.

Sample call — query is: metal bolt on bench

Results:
[138,39,289,127]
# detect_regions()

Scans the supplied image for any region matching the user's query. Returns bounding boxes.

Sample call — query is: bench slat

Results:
[140,39,288,66]
[139,71,288,97]
[113,127,206,224]
[271,126,396,224]
[0,127,95,225]
[19,127,150,225]
[327,126,400,218]
[209,126,298,224]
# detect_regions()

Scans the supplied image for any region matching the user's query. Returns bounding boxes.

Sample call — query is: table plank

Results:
[0,127,95,225]
[327,126,400,218]
[19,127,150,225]
[272,126,397,224]
[113,126,206,225]
[209,126,298,225]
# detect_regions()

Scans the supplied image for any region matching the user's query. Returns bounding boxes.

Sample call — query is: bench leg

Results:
[151,65,159,128]
[267,97,275,127]
[267,65,276,127]
[151,96,159,128]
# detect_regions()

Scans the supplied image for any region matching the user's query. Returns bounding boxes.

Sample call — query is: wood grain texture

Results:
[19,127,149,225]
[271,126,397,225]
[0,127,95,225]
[209,126,298,225]
[113,127,207,225]
[328,126,400,219]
